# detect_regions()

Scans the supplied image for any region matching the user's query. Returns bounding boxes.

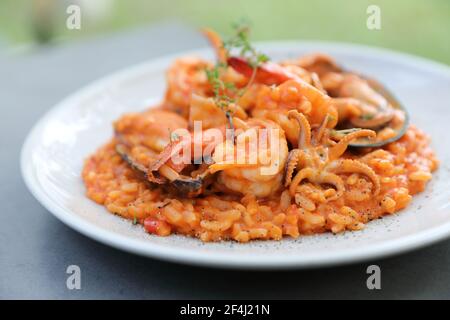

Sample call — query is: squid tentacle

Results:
[288,167,345,201]
[288,110,311,149]
[328,129,376,161]
[284,149,308,187]
[325,159,381,196]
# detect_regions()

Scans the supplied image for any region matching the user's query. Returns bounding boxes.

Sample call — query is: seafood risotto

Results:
[82,26,438,242]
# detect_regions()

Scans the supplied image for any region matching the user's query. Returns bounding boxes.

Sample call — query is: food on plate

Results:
[82,24,438,242]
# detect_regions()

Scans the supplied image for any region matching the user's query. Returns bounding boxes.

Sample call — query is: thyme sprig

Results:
[205,63,236,132]
[204,21,269,137]
[205,63,235,110]
[224,20,269,68]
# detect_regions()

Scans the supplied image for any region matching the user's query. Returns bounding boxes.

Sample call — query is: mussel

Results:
[346,77,409,148]
[116,143,210,197]
[113,109,212,198]
[290,53,409,148]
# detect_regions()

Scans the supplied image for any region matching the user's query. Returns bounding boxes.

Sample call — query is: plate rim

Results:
[21,40,450,269]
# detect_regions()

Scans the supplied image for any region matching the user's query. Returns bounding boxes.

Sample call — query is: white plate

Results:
[21,41,450,269]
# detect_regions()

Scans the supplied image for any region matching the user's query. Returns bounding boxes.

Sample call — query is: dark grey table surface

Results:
[1,22,449,299]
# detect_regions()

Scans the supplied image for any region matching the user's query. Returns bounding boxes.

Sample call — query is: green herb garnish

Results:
[205,20,269,138]
[224,20,269,68]
[205,59,238,133]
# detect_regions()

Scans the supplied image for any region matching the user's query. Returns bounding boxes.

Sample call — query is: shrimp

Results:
[251,80,338,147]
[227,56,297,86]
[209,119,289,197]
[164,57,212,118]
[202,28,227,63]
[227,56,338,146]
[189,94,247,130]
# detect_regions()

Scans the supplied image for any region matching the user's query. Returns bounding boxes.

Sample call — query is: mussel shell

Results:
[116,143,149,178]
[348,78,409,148]
[116,143,208,197]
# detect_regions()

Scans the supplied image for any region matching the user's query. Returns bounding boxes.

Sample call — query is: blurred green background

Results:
[0,0,449,64]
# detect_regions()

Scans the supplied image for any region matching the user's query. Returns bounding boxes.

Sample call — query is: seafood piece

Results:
[209,119,289,198]
[339,75,394,128]
[115,142,210,197]
[189,94,247,130]
[283,53,409,147]
[352,77,409,147]
[289,53,343,77]
[114,109,188,153]
[164,57,213,118]
[202,28,228,63]
[325,159,380,196]
[114,109,212,197]
[202,28,250,94]
[284,110,379,202]
[250,81,337,147]
[331,76,409,147]
[145,122,232,195]
[227,56,338,142]
[227,56,298,86]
